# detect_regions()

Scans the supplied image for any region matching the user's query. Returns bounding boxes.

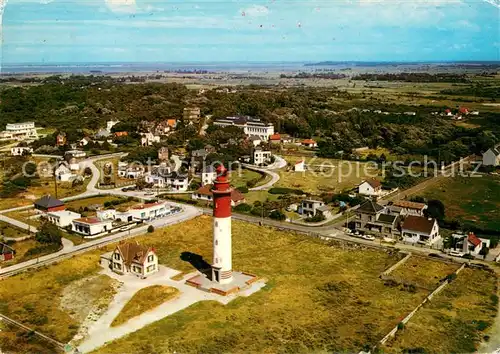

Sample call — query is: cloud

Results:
[241,4,269,17]
[105,0,136,14]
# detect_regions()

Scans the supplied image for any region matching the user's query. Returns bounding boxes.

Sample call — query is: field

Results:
[111,286,179,327]
[383,267,498,353]
[0,217,497,353]
[229,168,267,188]
[419,175,500,230]
[280,156,379,194]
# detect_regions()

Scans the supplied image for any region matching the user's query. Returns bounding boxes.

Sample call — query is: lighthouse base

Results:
[185,271,259,297]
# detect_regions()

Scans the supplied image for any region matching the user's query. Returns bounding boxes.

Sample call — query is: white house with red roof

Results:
[358,179,383,197]
[301,139,317,148]
[294,159,305,172]
[452,232,491,256]
[191,185,246,206]
[269,133,281,144]
[72,217,113,236]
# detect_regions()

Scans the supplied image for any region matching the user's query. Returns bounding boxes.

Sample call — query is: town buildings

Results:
[202,166,217,186]
[158,147,169,161]
[0,243,15,262]
[358,179,382,197]
[482,144,500,167]
[145,172,189,191]
[253,148,272,166]
[301,139,317,148]
[10,146,33,156]
[183,107,201,123]
[126,202,171,221]
[389,200,427,217]
[0,122,38,141]
[109,241,159,278]
[34,195,65,213]
[294,160,305,172]
[72,217,113,236]
[118,162,146,179]
[213,116,275,141]
[451,232,491,256]
[353,201,400,238]
[46,210,82,228]
[191,185,245,206]
[401,216,440,245]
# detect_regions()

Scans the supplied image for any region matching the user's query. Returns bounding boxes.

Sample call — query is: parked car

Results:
[449,250,464,257]
[362,234,375,241]
[382,237,397,244]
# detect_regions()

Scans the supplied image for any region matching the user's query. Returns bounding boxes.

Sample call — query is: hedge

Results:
[268,187,305,195]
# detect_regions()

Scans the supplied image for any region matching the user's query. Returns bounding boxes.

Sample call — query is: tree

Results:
[35,222,62,245]
[147,225,155,233]
[424,199,445,220]
[269,210,286,221]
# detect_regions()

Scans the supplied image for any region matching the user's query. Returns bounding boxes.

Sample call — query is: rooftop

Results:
[34,195,64,209]
[402,216,436,234]
[358,200,384,214]
[74,217,108,225]
[392,200,427,210]
[115,241,155,266]
[130,202,165,210]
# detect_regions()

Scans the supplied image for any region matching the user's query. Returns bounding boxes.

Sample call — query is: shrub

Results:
[237,186,249,194]
[305,213,326,223]
[475,320,490,331]
[147,225,155,233]
[234,203,252,213]
[35,222,62,245]
[269,187,304,195]
[397,322,405,330]
[446,273,457,282]
[269,210,286,221]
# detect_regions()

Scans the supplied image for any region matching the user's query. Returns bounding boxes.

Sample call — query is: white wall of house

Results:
[202,171,217,186]
[483,149,500,166]
[11,147,33,156]
[72,220,113,236]
[401,222,440,245]
[294,161,305,172]
[358,181,380,196]
[46,210,81,227]
[254,150,271,165]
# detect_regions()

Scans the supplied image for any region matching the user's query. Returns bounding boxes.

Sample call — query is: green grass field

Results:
[419,175,500,230]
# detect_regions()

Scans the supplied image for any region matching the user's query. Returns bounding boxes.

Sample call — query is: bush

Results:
[305,213,326,223]
[397,322,405,330]
[269,187,305,195]
[147,225,155,233]
[237,186,249,194]
[446,273,457,282]
[234,203,252,213]
[269,210,286,221]
[35,222,62,245]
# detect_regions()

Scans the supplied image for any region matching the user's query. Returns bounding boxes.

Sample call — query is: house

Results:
[64,150,86,171]
[248,135,262,147]
[482,144,500,167]
[459,107,469,115]
[191,185,246,206]
[358,179,382,197]
[126,202,171,221]
[269,133,281,144]
[114,131,128,138]
[110,241,158,278]
[353,200,399,238]
[401,216,440,245]
[0,243,15,262]
[213,116,275,141]
[0,122,38,141]
[183,107,201,123]
[140,132,160,146]
[79,137,91,146]
[158,147,169,161]
[72,217,113,236]
[34,195,65,212]
[253,148,272,166]
[46,210,82,227]
[95,129,111,139]
[452,232,491,256]
[96,209,117,221]
[166,172,189,191]
[281,134,293,144]
[301,139,317,148]
[54,163,75,182]
[145,174,166,188]
[106,120,120,132]
[300,200,325,217]
[294,160,305,172]
[56,133,67,146]
[444,109,453,116]
[316,205,332,219]
[10,146,33,156]
[390,200,427,216]
[202,166,217,186]
[118,162,145,179]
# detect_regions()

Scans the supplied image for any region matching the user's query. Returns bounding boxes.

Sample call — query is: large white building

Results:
[213,116,274,141]
[46,210,82,227]
[72,217,113,236]
[126,202,171,221]
[253,148,272,166]
[1,122,38,141]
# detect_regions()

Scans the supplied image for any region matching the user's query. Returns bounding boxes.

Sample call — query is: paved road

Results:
[243,164,280,191]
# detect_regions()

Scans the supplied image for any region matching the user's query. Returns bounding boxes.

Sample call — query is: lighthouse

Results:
[211,164,233,284]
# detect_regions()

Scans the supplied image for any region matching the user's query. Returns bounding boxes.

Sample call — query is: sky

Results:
[1,0,499,64]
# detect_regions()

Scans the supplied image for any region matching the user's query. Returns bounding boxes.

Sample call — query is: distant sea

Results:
[2,61,498,75]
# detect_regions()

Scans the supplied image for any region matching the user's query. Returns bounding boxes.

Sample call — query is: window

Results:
[147,264,156,272]
[148,254,154,262]
[114,253,120,260]
[215,221,218,227]
[215,239,218,246]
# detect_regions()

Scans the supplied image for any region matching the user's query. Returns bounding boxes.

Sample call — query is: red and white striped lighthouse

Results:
[211,164,233,284]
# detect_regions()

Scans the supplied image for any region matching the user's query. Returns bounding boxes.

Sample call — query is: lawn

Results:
[95,217,431,353]
[419,175,500,230]
[390,256,460,290]
[111,286,179,327]
[276,158,379,194]
[229,168,267,188]
[382,268,498,353]
[0,221,33,239]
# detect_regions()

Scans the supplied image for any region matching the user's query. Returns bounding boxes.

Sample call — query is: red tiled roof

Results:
[468,232,482,247]
[270,133,281,140]
[74,217,104,224]
[393,200,426,210]
[131,202,164,210]
[365,178,381,189]
[402,216,436,234]
[116,241,155,266]
[459,107,469,114]
[196,185,245,202]
[302,139,316,144]
[167,119,177,127]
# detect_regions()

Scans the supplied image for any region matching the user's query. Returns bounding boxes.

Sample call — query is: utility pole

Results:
[54,170,58,199]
